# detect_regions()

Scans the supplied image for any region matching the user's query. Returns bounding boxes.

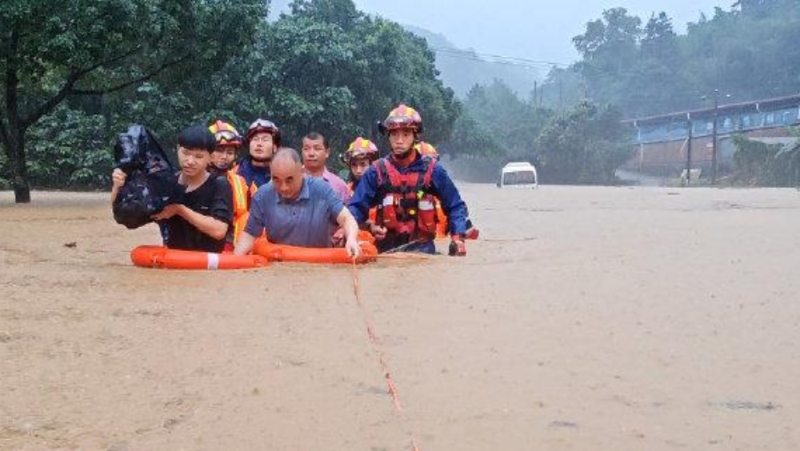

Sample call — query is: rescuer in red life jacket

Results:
[347,104,470,256]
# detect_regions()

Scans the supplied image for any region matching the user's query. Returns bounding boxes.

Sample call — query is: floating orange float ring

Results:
[357,230,375,244]
[130,245,269,270]
[252,238,377,264]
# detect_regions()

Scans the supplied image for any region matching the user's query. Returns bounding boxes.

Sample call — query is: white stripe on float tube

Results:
[207,253,220,270]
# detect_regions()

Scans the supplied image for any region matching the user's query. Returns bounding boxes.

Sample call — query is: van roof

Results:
[502,161,535,169]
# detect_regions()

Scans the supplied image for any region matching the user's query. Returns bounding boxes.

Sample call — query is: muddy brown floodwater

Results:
[1,185,799,451]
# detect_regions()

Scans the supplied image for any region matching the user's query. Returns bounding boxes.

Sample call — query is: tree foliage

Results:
[443,79,631,185]
[445,80,549,159]
[732,133,800,186]
[189,1,458,162]
[0,0,459,199]
[0,0,266,201]
[547,2,800,118]
[26,107,112,190]
[533,102,632,184]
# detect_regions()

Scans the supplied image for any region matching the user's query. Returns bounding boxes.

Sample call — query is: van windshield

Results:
[503,170,536,185]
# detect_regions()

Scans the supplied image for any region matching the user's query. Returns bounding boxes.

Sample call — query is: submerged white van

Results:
[497,162,538,188]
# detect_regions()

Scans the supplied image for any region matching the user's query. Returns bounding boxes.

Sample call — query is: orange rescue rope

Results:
[351,259,423,451]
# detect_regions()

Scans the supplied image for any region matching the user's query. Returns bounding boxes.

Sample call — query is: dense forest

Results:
[3,0,800,201]
[451,0,800,185]
[538,0,800,117]
[0,0,459,202]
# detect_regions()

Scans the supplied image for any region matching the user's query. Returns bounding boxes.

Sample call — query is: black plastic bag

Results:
[112,125,181,229]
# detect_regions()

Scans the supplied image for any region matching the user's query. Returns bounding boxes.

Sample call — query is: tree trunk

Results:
[4,26,30,203]
[8,132,30,203]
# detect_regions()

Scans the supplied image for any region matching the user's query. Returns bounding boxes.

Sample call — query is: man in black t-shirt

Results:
[157,173,232,253]
[112,126,233,253]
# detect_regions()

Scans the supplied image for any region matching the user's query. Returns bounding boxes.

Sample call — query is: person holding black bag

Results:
[111,125,232,253]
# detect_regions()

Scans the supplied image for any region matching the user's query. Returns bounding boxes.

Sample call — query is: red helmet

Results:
[246,118,282,146]
[208,120,242,147]
[378,104,423,135]
[342,137,379,165]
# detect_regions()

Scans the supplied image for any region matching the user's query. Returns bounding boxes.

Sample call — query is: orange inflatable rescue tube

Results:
[357,230,375,244]
[252,238,377,264]
[131,245,269,270]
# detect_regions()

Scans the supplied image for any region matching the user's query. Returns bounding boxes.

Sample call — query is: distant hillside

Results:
[404,25,540,98]
[268,1,540,98]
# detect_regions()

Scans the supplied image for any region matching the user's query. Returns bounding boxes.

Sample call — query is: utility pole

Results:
[711,89,719,185]
[686,112,693,185]
[702,89,731,185]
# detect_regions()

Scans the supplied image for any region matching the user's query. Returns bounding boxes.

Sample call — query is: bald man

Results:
[233,148,361,257]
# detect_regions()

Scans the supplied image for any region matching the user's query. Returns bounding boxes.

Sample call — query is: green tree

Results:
[0,0,265,203]
[641,12,677,62]
[26,106,111,190]
[193,0,459,158]
[732,133,800,186]
[734,0,798,18]
[533,101,632,184]
[2,0,460,192]
[573,8,643,113]
[290,0,361,28]
[573,7,642,67]
[538,66,585,111]
[459,80,550,158]
[443,112,502,158]
[346,16,460,148]
[569,2,800,119]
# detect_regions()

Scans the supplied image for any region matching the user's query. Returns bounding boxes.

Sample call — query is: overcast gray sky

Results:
[352,0,729,64]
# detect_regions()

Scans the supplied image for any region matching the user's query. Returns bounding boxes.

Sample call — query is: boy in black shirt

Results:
[112,126,233,252]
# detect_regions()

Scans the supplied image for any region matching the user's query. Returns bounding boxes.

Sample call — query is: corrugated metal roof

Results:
[624,93,800,125]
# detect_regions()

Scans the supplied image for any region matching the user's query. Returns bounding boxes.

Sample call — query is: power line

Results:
[430,46,570,69]
[430,46,650,81]
[426,45,770,109]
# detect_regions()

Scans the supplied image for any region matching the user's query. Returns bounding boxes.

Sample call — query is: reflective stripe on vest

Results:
[227,171,249,216]
[227,171,251,243]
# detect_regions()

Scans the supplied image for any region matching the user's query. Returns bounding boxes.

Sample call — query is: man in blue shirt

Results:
[348,104,469,256]
[233,148,362,257]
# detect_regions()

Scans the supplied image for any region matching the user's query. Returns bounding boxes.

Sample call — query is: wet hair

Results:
[177,125,217,152]
[303,132,328,149]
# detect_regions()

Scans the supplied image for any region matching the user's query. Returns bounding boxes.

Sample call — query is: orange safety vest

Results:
[227,170,251,244]
[231,162,261,198]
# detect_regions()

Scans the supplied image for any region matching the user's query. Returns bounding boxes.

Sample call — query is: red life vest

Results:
[374,156,439,240]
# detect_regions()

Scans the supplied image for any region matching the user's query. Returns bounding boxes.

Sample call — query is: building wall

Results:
[624,95,800,178]
[623,127,793,176]
[635,107,800,144]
